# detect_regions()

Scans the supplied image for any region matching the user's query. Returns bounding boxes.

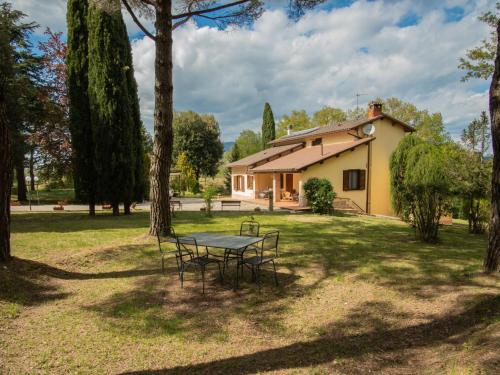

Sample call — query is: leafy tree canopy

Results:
[312,106,346,127]
[276,110,311,137]
[458,2,499,81]
[173,110,224,178]
[377,97,449,144]
[234,129,262,158]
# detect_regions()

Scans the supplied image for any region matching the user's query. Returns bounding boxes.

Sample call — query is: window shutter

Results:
[343,171,349,191]
[359,170,366,190]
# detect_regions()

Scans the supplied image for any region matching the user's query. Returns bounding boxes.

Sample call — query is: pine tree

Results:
[262,102,275,149]
[87,0,135,215]
[67,0,96,214]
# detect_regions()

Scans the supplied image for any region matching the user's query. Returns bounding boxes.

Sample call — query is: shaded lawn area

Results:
[1,211,499,374]
[11,188,75,204]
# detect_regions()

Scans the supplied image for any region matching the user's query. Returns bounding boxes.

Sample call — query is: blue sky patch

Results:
[444,6,465,23]
[397,12,422,28]
[321,0,356,12]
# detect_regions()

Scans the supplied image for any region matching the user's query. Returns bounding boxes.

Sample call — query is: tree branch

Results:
[172,16,192,30]
[121,0,156,41]
[172,0,252,20]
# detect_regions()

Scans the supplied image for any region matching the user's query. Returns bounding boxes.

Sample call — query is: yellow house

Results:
[227,102,414,216]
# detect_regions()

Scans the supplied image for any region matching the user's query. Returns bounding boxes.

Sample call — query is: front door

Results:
[286,174,293,193]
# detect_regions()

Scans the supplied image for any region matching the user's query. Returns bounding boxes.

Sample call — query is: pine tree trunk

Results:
[124,201,131,215]
[0,85,12,262]
[485,23,500,273]
[149,0,173,236]
[15,160,27,201]
[112,202,119,216]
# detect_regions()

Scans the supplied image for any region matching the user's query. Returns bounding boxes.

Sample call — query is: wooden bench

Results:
[170,200,182,211]
[221,200,241,211]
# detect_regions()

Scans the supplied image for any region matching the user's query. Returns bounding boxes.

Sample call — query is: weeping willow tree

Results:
[390,136,452,243]
[389,134,423,222]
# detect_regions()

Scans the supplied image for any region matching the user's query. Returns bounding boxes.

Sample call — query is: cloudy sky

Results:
[11,0,494,141]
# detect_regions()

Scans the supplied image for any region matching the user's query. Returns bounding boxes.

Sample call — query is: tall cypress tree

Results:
[87,0,135,215]
[67,0,96,215]
[123,33,146,204]
[262,102,276,149]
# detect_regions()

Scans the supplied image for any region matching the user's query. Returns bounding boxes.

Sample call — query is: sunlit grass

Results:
[1,211,498,374]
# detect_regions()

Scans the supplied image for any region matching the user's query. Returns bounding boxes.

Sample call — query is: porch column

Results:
[298,178,307,207]
[252,174,256,199]
[273,173,279,203]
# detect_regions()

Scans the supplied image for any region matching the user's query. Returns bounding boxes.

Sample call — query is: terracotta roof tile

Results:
[251,138,374,173]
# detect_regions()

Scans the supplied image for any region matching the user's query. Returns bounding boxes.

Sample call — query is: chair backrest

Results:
[240,221,260,237]
[260,231,279,258]
[175,236,202,260]
[156,226,176,252]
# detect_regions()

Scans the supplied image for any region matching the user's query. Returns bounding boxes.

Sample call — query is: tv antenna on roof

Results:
[355,93,367,111]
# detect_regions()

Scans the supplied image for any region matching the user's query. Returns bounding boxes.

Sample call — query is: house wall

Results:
[304,131,356,147]
[301,144,369,210]
[301,119,407,216]
[255,173,273,193]
[231,118,408,214]
[231,166,254,199]
[368,119,408,216]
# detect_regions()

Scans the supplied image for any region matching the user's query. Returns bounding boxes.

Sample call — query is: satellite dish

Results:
[362,123,375,136]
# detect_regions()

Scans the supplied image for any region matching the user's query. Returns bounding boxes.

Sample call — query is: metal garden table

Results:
[170,232,264,289]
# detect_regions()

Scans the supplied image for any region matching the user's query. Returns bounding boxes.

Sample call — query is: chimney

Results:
[287,125,293,135]
[368,101,383,118]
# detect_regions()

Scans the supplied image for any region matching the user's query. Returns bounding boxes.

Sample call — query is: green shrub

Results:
[203,184,218,217]
[303,178,336,214]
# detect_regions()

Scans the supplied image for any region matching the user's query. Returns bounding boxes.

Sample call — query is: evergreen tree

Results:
[87,0,136,215]
[67,0,96,214]
[261,102,275,148]
[123,25,146,203]
[0,3,37,261]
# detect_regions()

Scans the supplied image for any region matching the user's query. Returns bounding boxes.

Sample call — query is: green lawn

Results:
[1,211,499,374]
[11,188,75,204]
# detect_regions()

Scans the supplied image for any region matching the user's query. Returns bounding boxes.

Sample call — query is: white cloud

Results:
[132,0,494,140]
[11,0,496,140]
[11,0,154,36]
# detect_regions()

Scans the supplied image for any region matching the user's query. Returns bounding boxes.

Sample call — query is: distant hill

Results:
[223,141,235,152]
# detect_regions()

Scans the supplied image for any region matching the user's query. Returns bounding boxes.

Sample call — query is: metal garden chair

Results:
[176,236,224,294]
[236,230,279,289]
[156,226,178,274]
[222,221,260,274]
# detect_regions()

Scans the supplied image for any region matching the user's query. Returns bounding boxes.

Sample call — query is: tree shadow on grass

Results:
[4,257,160,281]
[10,211,272,234]
[82,214,494,343]
[10,211,288,234]
[120,294,500,375]
[84,259,302,340]
[0,258,70,307]
[275,217,494,298]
